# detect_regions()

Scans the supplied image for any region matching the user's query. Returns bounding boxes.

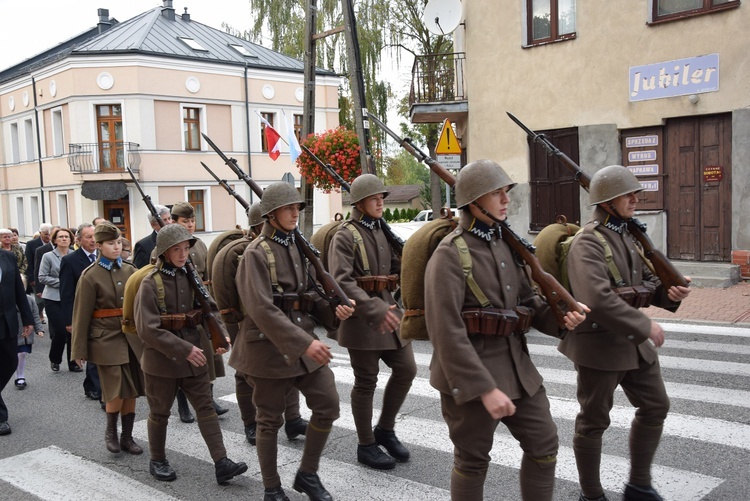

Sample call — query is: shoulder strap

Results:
[452,235,492,308]
[152,271,168,314]
[592,230,625,286]
[343,221,370,275]
[259,239,283,294]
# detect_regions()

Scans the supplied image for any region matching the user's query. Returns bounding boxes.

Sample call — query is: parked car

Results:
[412,208,458,222]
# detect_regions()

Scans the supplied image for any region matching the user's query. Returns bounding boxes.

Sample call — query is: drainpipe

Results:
[244,63,253,203]
[31,76,46,222]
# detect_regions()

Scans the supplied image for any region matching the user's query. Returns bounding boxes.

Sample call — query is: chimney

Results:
[181,7,191,22]
[161,0,175,21]
[97,8,111,33]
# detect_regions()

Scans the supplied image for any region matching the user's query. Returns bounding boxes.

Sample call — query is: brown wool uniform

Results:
[134,263,229,462]
[212,236,301,428]
[558,206,679,496]
[328,207,415,445]
[71,258,144,402]
[229,224,340,489]
[425,213,563,501]
[189,238,224,381]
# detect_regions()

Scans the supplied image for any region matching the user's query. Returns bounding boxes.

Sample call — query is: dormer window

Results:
[229,44,257,58]
[178,37,208,52]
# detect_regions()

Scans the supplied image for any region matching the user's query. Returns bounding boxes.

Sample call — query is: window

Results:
[30,196,40,233]
[9,123,19,163]
[260,112,276,153]
[52,108,64,156]
[527,0,576,45]
[294,114,303,142]
[24,119,34,161]
[178,37,208,52]
[183,107,201,150]
[96,104,123,171]
[57,193,69,229]
[229,44,257,58]
[188,189,206,231]
[15,197,26,237]
[652,0,739,22]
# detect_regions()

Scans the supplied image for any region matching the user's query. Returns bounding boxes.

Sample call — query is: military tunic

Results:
[229,224,339,489]
[134,261,229,462]
[328,208,415,445]
[70,257,144,402]
[425,213,562,500]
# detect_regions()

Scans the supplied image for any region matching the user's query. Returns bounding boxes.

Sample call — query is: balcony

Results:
[68,142,141,174]
[409,52,468,124]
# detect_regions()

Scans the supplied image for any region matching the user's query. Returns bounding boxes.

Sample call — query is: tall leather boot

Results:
[450,467,485,501]
[176,388,195,423]
[211,384,229,416]
[119,413,144,455]
[573,434,604,499]
[519,453,556,501]
[105,411,121,453]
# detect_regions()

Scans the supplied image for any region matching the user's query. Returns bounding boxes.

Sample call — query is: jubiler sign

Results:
[629,53,719,102]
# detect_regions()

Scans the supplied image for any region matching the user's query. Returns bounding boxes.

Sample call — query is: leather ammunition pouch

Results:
[272,292,315,313]
[461,306,534,337]
[355,274,399,293]
[613,284,653,308]
[159,309,204,330]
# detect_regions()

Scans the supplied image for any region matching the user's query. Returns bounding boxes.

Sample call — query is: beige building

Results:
[411,0,749,281]
[0,1,343,244]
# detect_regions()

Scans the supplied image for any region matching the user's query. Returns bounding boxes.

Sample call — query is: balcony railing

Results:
[68,142,141,173]
[410,52,466,106]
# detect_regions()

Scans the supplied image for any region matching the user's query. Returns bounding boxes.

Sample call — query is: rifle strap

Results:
[452,235,492,308]
[342,221,370,275]
[259,239,284,294]
[633,242,657,276]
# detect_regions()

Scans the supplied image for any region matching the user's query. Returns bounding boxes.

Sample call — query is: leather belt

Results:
[92,308,123,318]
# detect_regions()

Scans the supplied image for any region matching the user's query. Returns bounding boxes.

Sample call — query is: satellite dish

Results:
[423,0,463,35]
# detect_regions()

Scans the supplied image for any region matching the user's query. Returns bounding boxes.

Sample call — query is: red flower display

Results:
[296,127,361,193]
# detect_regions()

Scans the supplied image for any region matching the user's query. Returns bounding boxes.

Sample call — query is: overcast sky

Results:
[0,0,256,70]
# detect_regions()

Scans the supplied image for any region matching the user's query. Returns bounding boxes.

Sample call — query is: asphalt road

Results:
[1,321,748,500]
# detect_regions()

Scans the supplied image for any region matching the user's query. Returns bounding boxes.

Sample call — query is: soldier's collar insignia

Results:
[270,228,294,247]
[467,218,499,242]
[97,256,122,270]
[602,214,627,234]
[159,262,179,276]
[357,214,380,231]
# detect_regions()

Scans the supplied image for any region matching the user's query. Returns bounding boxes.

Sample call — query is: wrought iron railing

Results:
[67,142,141,173]
[410,52,466,106]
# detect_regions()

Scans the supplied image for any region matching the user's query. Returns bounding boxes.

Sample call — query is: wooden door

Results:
[103,200,131,243]
[665,114,731,261]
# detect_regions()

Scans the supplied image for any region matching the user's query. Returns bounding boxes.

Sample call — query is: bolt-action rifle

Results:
[298,143,405,256]
[200,162,250,211]
[506,112,689,290]
[125,166,229,352]
[200,134,353,309]
[367,113,584,329]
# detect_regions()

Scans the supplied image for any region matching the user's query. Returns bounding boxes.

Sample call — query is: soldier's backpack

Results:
[121,264,155,334]
[206,228,245,286]
[211,237,252,326]
[310,213,344,271]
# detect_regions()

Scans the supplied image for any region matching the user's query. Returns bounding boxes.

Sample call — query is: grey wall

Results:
[733,108,750,249]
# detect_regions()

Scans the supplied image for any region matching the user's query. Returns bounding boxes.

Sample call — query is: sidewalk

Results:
[643,280,750,326]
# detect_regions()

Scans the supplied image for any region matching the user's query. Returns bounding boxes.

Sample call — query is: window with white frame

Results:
[9,123,20,163]
[188,189,207,231]
[57,193,69,229]
[24,118,34,161]
[260,112,276,153]
[181,104,206,151]
[15,197,26,237]
[52,108,64,156]
[30,196,40,232]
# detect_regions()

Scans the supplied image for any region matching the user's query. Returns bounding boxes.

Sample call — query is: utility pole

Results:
[342,0,375,175]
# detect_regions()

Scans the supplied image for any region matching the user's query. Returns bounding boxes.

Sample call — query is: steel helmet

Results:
[589,165,643,205]
[246,202,264,227]
[260,182,306,217]
[350,174,389,205]
[455,159,516,209]
[155,223,196,257]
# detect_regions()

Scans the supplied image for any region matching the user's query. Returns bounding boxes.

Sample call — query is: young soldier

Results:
[229,183,354,501]
[134,224,246,484]
[70,222,144,454]
[558,165,690,501]
[170,201,228,422]
[424,160,588,501]
[213,202,307,448]
[328,174,416,470]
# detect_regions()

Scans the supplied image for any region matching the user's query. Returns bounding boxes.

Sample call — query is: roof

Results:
[0,6,336,85]
[342,184,422,205]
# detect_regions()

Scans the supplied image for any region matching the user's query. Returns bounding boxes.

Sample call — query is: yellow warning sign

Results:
[435,120,462,155]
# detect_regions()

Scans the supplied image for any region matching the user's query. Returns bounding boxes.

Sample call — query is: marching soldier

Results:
[229,183,354,501]
[134,224,247,484]
[328,174,416,470]
[424,160,588,500]
[170,201,228,422]
[212,202,307,448]
[559,165,690,501]
[70,222,145,454]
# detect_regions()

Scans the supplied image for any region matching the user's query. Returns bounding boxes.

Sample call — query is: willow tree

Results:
[235,0,454,208]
